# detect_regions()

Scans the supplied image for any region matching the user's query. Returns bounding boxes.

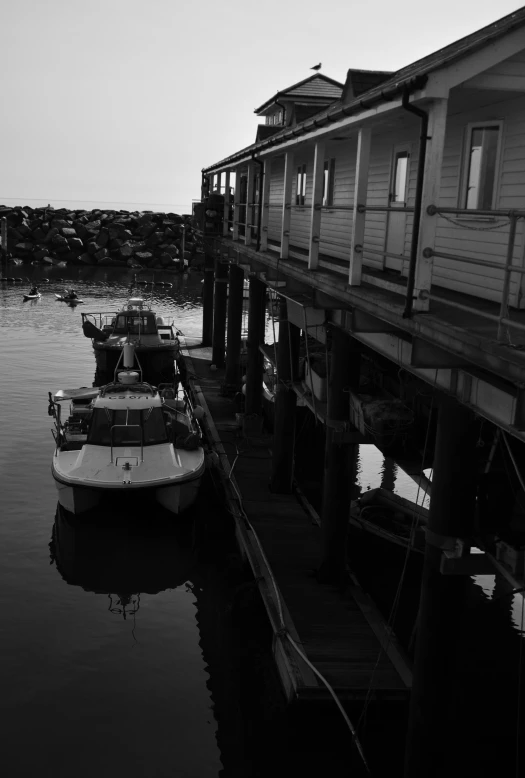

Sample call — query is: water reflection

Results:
[50,502,197,604]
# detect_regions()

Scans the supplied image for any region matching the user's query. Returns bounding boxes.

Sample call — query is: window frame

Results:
[323,158,336,207]
[460,120,503,212]
[296,164,307,206]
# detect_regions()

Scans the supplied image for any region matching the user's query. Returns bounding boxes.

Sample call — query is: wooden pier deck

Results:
[185,346,412,706]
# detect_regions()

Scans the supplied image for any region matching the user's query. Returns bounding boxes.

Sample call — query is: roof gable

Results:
[254,74,343,114]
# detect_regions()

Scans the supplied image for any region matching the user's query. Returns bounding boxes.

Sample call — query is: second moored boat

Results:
[81,297,181,375]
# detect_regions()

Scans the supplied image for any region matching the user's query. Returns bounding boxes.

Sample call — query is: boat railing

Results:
[109,425,144,463]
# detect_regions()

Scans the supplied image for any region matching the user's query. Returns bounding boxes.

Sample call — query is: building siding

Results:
[244,60,525,307]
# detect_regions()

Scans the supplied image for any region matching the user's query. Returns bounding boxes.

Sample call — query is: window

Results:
[392,151,409,204]
[463,123,501,210]
[323,158,336,206]
[88,408,168,446]
[265,116,269,126]
[296,164,306,206]
[277,110,283,124]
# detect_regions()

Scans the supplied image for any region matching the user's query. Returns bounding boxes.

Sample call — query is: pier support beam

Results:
[319,327,361,582]
[245,277,267,416]
[201,254,214,347]
[224,264,245,388]
[212,258,228,368]
[404,396,479,778]
[270,298,300,493]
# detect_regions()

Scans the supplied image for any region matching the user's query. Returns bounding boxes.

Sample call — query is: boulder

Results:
[138,223,156,237]
[135,251,153,263]
[52,233,68,247]
[78,253,95,265]
[131,241,146,254]
[68,237,84,251]
[109,238,123,250]
[51,219,72,230]
[94,248,108,261]
[17,220,32,237]
[96,230,109,247]
[145,232,163,247]
[8,227,23,242]
[119,243,133,258]
[32,228,46,241]
[15,242,34,252]
[73,221,88,239]
[163,244,179,258]
[127,258,143,268]
[44,227,59,243]
[33,248,49,261]
[87,241,99,255]
[61,227,77,238]
[85,219,101,231]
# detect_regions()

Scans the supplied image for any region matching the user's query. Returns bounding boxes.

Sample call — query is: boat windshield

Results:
[112,314,157,335]
[88,407,167,446]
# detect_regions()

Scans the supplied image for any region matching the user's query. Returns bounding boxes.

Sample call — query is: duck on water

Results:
[48,343,206,516]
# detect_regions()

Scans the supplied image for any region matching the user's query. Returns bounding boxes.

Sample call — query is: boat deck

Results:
[185,346,412,706]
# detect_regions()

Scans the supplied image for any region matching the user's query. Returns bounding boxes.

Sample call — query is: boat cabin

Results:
[82,298,178,345]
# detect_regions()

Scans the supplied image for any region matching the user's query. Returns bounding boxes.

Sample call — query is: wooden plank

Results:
[186,346,411,703]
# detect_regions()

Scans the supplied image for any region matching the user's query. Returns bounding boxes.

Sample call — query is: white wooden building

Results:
[204,9,525,313]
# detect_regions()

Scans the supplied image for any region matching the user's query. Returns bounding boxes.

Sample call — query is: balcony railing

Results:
[203,200,525,343]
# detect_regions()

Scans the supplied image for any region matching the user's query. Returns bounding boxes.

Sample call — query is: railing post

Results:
[497,215,519,340]
[223,171,230,237]
[245,161,255,247]
[260,159,271,252]
[232,169,240,241]
[349,127,371,286]
[412,97,449,312]
[309,141,325,270]
[281,151,294,259]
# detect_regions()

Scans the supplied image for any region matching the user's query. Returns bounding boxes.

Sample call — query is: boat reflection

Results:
[50,502,197,615]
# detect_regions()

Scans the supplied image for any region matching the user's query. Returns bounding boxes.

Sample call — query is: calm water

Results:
[1,264,523,777]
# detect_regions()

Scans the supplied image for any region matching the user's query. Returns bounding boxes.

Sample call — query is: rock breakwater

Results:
[0,205,200,271]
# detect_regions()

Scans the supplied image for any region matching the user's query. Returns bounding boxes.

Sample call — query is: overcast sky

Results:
[1,0,523,213]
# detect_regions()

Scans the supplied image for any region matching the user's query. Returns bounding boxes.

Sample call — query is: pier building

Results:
[193,8,525,775]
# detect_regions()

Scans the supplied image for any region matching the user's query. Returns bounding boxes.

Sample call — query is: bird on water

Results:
[310,63,322,71]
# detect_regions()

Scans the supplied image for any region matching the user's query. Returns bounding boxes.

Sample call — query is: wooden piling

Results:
[270,298,300,493]
[211,258,228,367]
[224,264,245,388]
[318,327,361,582]
[201,254,214,347]
[404,396,479,778]
[244,277,266,416]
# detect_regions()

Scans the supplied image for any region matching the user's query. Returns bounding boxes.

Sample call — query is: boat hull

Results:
[53,476,202,516]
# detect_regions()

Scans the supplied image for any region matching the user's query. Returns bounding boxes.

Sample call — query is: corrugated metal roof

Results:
[254,74,344,114]
[204,7,525,172]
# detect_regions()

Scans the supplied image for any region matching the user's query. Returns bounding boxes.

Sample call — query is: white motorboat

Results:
[81,297,180,375]
[48,345,205,516]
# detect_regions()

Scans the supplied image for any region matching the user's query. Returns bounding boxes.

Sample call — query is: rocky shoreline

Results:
[0,205,201,272]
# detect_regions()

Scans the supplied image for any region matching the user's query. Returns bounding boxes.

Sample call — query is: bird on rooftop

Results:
[310,63,322,71]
